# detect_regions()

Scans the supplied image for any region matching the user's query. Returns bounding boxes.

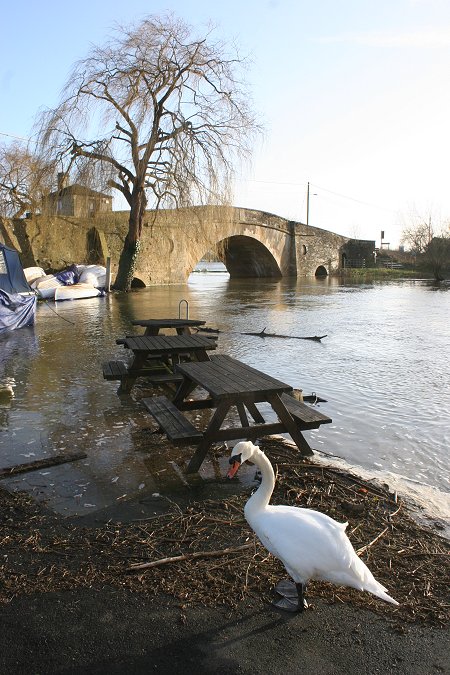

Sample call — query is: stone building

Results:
[45,174,112,218]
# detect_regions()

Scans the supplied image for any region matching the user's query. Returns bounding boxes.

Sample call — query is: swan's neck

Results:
[245,449,275,519]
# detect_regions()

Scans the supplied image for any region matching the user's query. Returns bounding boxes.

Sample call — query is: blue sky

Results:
[2,0,450,247]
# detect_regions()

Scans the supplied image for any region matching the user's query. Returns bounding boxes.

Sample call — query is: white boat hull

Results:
[54,284,102,301]
[32,275,64,299]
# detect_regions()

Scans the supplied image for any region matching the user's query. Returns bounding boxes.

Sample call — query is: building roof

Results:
[49,184,112,199]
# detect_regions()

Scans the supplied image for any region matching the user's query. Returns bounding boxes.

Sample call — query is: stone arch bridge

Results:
[3,206,375,285]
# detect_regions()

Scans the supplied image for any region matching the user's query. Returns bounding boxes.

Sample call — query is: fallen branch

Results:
[357,527,389,556]
[127,543,254,571]
[196,327,327,341]
[241,327,327,341]
[0,452,87,479]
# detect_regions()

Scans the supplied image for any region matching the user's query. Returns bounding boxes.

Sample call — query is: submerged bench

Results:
[102,360,173,381]
[103,360,129,381]
[280,393,332,430]
[141,391,330,449]
[142,396,203,444]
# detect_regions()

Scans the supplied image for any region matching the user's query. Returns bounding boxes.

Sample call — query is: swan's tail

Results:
[367,584,399,606]
[340,571,399,605]
[342,548,400,606]
[353,557,399,606]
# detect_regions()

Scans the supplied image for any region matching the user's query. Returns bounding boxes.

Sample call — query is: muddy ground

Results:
[0,438,449,674]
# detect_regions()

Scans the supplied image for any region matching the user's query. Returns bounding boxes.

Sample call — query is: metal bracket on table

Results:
[178,299,189,319]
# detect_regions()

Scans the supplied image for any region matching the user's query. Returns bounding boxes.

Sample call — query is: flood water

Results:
[0,268,449,533]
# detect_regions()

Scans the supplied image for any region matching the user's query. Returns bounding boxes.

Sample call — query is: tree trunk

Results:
[112,189,147,291]
[113,234,142,291]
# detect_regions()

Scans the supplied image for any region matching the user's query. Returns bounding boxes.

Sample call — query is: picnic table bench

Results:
[103,333,217,394]
[142,354,332,473]
[142,396,204,444]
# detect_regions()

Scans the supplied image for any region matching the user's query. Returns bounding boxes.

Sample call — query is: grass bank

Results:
[338,268,432,280]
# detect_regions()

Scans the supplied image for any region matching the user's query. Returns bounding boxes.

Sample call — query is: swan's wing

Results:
[249,506,354,583]
[249,507,398,604]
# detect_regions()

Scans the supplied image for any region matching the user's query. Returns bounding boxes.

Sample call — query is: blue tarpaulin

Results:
[0,243,32,294]
[55,264,79,286]
[0,290,36,334]
[0,243,36,334]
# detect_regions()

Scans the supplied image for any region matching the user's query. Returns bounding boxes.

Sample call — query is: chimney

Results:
[57,172,69,191]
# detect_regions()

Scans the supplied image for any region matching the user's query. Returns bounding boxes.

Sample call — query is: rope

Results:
[38,295,76,325]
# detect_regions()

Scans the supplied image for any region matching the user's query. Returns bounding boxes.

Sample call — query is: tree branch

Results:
[126,543,254,571]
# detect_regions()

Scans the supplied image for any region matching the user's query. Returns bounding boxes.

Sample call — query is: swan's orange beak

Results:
[227,458,241,479]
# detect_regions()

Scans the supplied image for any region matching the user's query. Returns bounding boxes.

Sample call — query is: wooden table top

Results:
[175,354,292,398]
[124,334,217,353]
[131,318,206,328]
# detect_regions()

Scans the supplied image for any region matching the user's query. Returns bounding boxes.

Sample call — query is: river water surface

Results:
[0,268,449,533]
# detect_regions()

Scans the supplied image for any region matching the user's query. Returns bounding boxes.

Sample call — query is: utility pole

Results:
[306,182,317,226]
[306,182,310,226]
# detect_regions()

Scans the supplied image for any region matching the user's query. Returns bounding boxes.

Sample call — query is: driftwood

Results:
[241,328,327,341]
[0,452,87,479]
[127,543,254,571]
[198,327,327,342]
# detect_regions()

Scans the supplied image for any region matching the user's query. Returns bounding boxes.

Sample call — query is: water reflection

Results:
[0,275,448,529]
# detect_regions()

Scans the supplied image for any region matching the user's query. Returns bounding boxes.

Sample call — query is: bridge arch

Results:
[315,265,328,277]
[219,235,282,278]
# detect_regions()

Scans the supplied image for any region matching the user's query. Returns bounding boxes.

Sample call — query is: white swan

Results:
[227,441,399,612]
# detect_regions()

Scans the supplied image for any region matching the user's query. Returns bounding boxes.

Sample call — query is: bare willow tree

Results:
[401,215,450,280]
[401,217,433,254]
[37,14,260,290]
[0,141,55,219]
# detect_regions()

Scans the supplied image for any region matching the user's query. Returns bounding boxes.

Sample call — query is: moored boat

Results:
[31,274,64,298]
[54,283,102,301]
[30,264,107,300]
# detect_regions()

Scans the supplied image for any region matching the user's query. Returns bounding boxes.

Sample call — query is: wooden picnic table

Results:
[142,354,332,473]
[103,334,217,394]
[130,318,206,336]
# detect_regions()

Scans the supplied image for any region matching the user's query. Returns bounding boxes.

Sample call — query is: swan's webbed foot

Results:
[273,580,308,613]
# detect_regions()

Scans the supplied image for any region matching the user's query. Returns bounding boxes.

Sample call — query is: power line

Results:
[0,131,29,141]
[237,176,397,214]
[309,182,397,213]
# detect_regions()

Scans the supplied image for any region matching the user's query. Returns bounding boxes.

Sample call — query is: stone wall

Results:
[295,224,351,276]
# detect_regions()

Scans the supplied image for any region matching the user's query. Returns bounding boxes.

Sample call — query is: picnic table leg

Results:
[236,403,249,427]
[245,402,265,423]
[267,393,314,457]
[173,377,199,406]
[118,353,147,394]
[186,401,231,474]
[118,378,134,395]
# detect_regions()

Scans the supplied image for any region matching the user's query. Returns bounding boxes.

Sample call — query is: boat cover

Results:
[0,290,36,334]
[0,243,33,294]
